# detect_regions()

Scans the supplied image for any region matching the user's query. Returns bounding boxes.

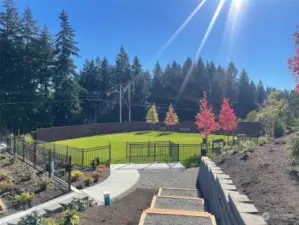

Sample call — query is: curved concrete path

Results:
[0,168,140,225]
[82,168,140,203]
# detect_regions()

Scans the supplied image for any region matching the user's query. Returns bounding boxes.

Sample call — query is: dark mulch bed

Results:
[72,167,110,190]
[0,153,67,218]
[79,188,157,225]
[216,136,299,225]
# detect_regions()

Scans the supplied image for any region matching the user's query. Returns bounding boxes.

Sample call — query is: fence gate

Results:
[126,141,180,164]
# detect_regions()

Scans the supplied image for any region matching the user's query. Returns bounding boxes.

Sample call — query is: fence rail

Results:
[5,136,72,191]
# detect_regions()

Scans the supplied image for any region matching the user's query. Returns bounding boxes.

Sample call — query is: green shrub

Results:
[38,178,52,191]
[0,180,13,192]
[17,210,45,225]
[75,183,84,190]
[65,197,97,212]
[58,209,80,225]
[71,170,84,181]
[0,171,9,181]
[15,192,34,209]
[290,136,299,164]
[274,119,284,138]
[181,155,201,168]
[22,169,34,181]
[258,135,272,146]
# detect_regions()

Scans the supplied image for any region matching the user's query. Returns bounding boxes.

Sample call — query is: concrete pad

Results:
[145,163,169,170]
[42,203,63,213]
[168,162,185,169]
[240,213,267,225]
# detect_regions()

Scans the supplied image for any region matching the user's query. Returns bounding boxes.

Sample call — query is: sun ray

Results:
[176,0,226,103]
[147,0,208,66]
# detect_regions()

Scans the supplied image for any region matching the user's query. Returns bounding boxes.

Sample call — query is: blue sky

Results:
[2,0,298,90]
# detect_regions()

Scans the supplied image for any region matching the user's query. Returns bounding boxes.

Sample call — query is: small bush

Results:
[65,197,97,212]
[258,135,272,146]
[0,180,13,192]
[44,218,58,225]
[15,192,34,209]
[0,155,6,160]
[17,210,45,225]
[290,136,299,164]
[241,140,257,151]
[0,171,9,181]
[91,171,102,182]
[84,177,94,187]
[181,155,201,168]
[71,170,84,181]
[58,209,80,225]
[38,178,52,191]
[75,183,84,190]
[22,169,34,181]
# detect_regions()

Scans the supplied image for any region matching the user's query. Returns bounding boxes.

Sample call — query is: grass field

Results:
[54,131,229,164]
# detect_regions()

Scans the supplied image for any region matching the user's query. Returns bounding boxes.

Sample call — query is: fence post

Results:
[82,149,84,169]
[66,145,69,158]
[154,144,156,162]
[13,136,16,155]
[178,143,180,162]
[148,141,150,157]
[129,144,131,164]
[126,142,127,158]
[48,149,52,178]
[33,142,36,169]
[22,141,25,161]
[68,156,72,191]
[109,143,112,166]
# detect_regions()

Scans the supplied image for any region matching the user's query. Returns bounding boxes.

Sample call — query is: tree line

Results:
[0,0,276,133]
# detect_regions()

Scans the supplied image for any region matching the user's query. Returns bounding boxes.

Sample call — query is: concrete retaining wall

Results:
[198,156,267,225]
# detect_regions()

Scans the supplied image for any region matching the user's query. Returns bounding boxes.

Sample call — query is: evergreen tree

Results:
[146,103,159,127]
[257,80,266,104]
[224,62,238,101]
[164,103,179,129]
[53,10,81,126]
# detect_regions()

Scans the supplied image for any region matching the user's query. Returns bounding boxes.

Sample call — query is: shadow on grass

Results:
[156,132,171,137]
[135,131,150,135]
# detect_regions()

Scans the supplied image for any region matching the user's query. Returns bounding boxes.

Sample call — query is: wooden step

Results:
[139,208,216,225]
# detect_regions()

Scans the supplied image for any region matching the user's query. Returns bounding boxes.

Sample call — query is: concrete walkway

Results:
[82,169,140,204]
[0,168,140,225]
[110,162,185,171]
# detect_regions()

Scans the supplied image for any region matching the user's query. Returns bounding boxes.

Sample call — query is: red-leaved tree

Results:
[195,93,219,135]
[288,26,299,91]
[218,98,238,137]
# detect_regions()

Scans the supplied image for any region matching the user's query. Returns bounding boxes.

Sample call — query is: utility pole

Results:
[119,84,122,123]
[128,83,131,122]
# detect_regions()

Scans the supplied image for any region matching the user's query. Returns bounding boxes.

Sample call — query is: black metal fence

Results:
[126,139,241,167]
[36,141,111,169]
[6,136,72,191]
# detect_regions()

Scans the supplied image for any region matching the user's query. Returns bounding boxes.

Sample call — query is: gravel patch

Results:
[160,189,198,198]
[143,214,213,225]
[154,197,204,211]
[136,168,199,189]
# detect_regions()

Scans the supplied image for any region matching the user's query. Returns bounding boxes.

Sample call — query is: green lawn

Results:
[54,131,229,164]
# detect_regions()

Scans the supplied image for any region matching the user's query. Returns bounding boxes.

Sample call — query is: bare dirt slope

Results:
[217,136,299,225]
